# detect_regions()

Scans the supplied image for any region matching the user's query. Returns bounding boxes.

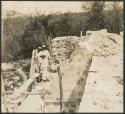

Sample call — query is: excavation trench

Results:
[2,30,123,113]
[21,47,91,112]
[41,37,93,112]
[42,46,92,112]
[3,43,92,112]
[62,62,92,112]
[61,47,92,112]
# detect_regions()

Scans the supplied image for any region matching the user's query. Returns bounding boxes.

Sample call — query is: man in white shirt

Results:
[37,45,50,81]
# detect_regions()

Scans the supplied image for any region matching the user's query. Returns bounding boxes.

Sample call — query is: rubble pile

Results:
[1,59,30,93]
[52,36,84,62]
[79,29,123,57]
[52,29,122,61]
[2,70,24,93]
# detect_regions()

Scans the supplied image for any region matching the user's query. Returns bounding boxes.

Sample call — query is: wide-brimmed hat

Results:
[38,47,42,49]
[42,45,46,48]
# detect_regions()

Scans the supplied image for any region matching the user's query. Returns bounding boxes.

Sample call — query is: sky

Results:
[2,1,83,16]
[2,1,123,17]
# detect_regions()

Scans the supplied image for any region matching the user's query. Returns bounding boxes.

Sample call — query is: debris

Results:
[94,81,96,84]
[79,29,122,57]
[52,36,79,62]
[93,101,97,105]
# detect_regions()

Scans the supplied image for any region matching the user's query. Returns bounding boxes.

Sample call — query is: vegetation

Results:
[2,2,123,62]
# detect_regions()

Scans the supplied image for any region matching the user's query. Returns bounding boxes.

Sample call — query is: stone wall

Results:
[52,36,86,62]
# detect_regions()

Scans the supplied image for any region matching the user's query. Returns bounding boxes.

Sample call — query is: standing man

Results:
[37,45,50,81]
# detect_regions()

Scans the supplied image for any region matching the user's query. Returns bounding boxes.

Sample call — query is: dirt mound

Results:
[79,29,123,57]
[52,36,83,62]
[52,29,122,60]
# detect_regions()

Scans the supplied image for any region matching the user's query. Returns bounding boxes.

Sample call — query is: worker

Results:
[37,45,50,81]
[37,46,42,53]
[50,56,60,72]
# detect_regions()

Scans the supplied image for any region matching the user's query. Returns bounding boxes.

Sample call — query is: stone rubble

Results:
[79,29,122,57]
[52,29,122,63]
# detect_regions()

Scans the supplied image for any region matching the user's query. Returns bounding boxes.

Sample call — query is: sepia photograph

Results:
[1,1,123,113]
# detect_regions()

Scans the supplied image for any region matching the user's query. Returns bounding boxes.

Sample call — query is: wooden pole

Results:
[34,49,39,73]
[48,36,52,57]
[80,30,82,37]
[57,66,63,112]
[30,49,35,78]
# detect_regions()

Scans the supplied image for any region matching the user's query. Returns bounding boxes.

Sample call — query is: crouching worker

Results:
[37,45,50,81]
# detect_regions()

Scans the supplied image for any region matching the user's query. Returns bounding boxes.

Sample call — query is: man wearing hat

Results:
[37,45,50,81]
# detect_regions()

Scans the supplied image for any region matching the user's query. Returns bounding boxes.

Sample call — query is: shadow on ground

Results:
[63,58,92,112]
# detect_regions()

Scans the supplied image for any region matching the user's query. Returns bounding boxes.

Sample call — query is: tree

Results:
[104,1,123,34]
[21,16,46,58]
[88,1,105,30]
[82,1,123,34]
[112,2,122,34]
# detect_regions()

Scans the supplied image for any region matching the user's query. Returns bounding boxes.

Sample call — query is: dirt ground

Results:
[78,53,123,112]
[1,30,123,113]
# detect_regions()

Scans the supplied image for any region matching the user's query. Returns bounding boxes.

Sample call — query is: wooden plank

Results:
[21,90,48,97]
[11,78,34,100]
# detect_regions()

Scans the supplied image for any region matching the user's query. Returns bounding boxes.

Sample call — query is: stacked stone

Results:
[52,36,80,62]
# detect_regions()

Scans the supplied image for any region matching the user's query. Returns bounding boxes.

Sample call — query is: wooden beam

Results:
[11,78,34,100]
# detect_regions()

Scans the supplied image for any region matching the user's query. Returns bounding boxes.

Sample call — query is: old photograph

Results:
[1,1,123,113]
